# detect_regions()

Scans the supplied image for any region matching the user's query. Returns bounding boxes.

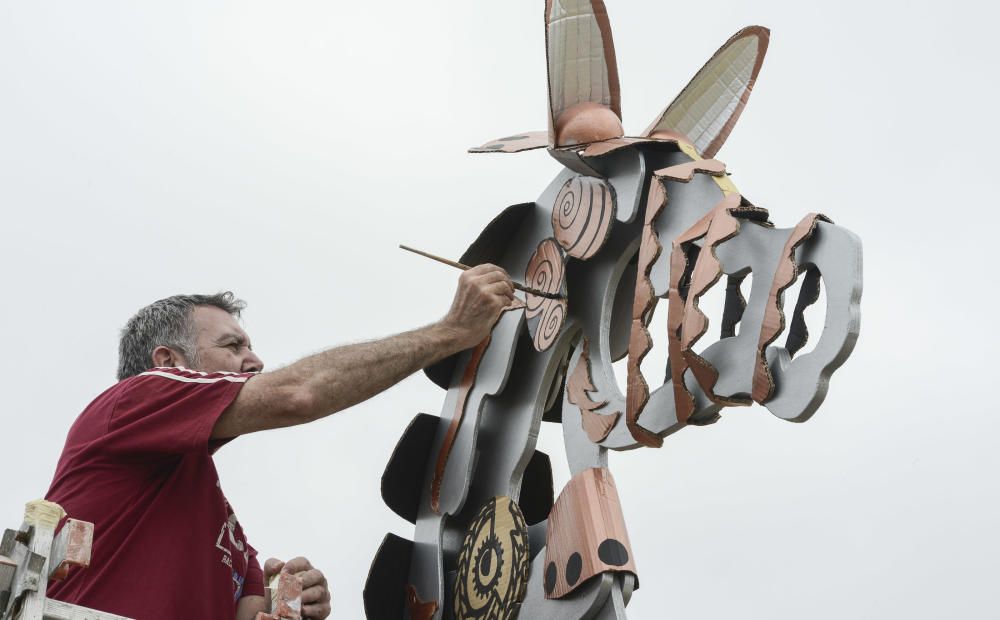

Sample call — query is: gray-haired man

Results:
[45,264,515,620]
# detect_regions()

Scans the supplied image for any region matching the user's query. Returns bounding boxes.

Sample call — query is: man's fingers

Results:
[281,556,313,575]
[470,268,511,285]
[303,584,332,620]
[303,601,332,620]
[263,558,285,580]
[301,583,328,603]
[484,281,515,301]
[297,568,326,590]
[464,262,504,276]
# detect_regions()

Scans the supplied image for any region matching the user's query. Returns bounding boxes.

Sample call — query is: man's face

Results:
[188,305,264,374]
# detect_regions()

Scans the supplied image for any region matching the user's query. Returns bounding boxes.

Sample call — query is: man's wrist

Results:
[429,319,475,355]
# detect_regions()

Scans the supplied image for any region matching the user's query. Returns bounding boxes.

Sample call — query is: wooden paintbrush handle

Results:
[399,245,563,300]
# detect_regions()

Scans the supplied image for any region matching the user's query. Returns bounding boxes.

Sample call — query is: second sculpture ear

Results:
[644,26,770,158]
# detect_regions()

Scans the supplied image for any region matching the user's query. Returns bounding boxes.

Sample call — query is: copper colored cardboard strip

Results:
[666,210,716,424]
[678,197,768,406]
[469,131,550,154]
[429,300,525,514]
[567,338,621,443]
[579,137,653,158]
[543,468,637,599]
[552,176,616,260]
[623,178,668,447]
[664,194,769,419]
[405,585,438,620]
[430,338,490,515]
[655,159,727,182]
[752,213,832,403]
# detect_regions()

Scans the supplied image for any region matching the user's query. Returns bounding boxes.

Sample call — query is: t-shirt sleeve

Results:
[242,548,266,598]
[102,367,256,456]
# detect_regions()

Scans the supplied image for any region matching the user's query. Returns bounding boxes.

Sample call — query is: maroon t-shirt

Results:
[45,367,265,619]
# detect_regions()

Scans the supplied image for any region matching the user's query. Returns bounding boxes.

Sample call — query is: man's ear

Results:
[151,345,187,369]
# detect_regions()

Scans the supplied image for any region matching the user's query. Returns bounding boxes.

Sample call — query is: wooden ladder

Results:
[0,499,303,620]
[0,500,130,620]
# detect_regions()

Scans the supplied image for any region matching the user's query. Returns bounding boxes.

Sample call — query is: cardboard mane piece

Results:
[366,2,862,618]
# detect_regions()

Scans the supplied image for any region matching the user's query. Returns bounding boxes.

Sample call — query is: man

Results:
[45,264,515,619]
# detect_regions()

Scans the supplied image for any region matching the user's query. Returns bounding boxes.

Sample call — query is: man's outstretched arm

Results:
[211,264,514,439]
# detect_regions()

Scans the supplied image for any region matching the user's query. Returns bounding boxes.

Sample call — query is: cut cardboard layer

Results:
[544,468,636,599]
[364,534,415,620]
[752,212,831,403]
[656,158,727,182]
[520,450,555,525]
[666,194,770,421]
[469,132,549,153]
[567,337,620,443]
[454,497,530,619]
[552,176,616,260]
[644,26,770,158]
[525,238,569,351]
[679,195,768,406]
[546,0,621,146]
[430,339,491,515]
[381,413,438,524]
[624,177,668,447]
[405,585,438,620]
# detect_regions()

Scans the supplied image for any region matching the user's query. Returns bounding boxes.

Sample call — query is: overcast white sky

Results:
[1,1,996,618]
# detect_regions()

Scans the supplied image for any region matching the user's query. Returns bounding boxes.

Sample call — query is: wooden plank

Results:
[43,599,132,620]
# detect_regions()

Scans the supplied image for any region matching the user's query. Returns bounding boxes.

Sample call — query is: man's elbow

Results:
[274,383,322,426]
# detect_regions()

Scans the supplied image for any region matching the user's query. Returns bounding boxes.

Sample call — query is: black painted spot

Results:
[500,135,529,141]
[565,552,582,586]
[597,539,629,566]
[544,562,557,595]
[485,143,505,150]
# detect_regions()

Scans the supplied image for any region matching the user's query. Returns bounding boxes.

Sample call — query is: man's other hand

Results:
[264,556,331,620]
[441,263,515,349]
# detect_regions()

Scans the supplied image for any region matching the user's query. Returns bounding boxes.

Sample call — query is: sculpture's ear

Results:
[546,0,624,147]
[644,26,769,158]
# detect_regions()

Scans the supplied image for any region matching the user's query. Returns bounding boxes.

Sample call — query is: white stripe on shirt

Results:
[138,369,251,384]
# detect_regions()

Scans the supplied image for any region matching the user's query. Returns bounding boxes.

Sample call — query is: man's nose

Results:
[243,351,264,373]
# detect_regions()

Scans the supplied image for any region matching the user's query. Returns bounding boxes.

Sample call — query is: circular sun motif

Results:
[454,496,529,619]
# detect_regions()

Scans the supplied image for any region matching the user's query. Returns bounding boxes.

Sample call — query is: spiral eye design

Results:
[524,239,567,352]
[552,176,616,260]
[524,238,565,319]
[534,298,567,352]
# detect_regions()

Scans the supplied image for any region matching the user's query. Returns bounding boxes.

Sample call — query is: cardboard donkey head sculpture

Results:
[367,2,862,618]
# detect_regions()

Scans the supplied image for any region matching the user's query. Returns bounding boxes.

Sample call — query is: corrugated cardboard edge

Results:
[567,337,621,443]
[642,25,770,158]
[545,0,622,147]
[751,213,832,403]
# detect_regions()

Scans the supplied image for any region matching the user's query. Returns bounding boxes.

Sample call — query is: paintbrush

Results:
[399,244,564,300]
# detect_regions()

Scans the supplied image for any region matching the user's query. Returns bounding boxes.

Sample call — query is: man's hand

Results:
[441,264,515,350]
[264,557,331,620]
